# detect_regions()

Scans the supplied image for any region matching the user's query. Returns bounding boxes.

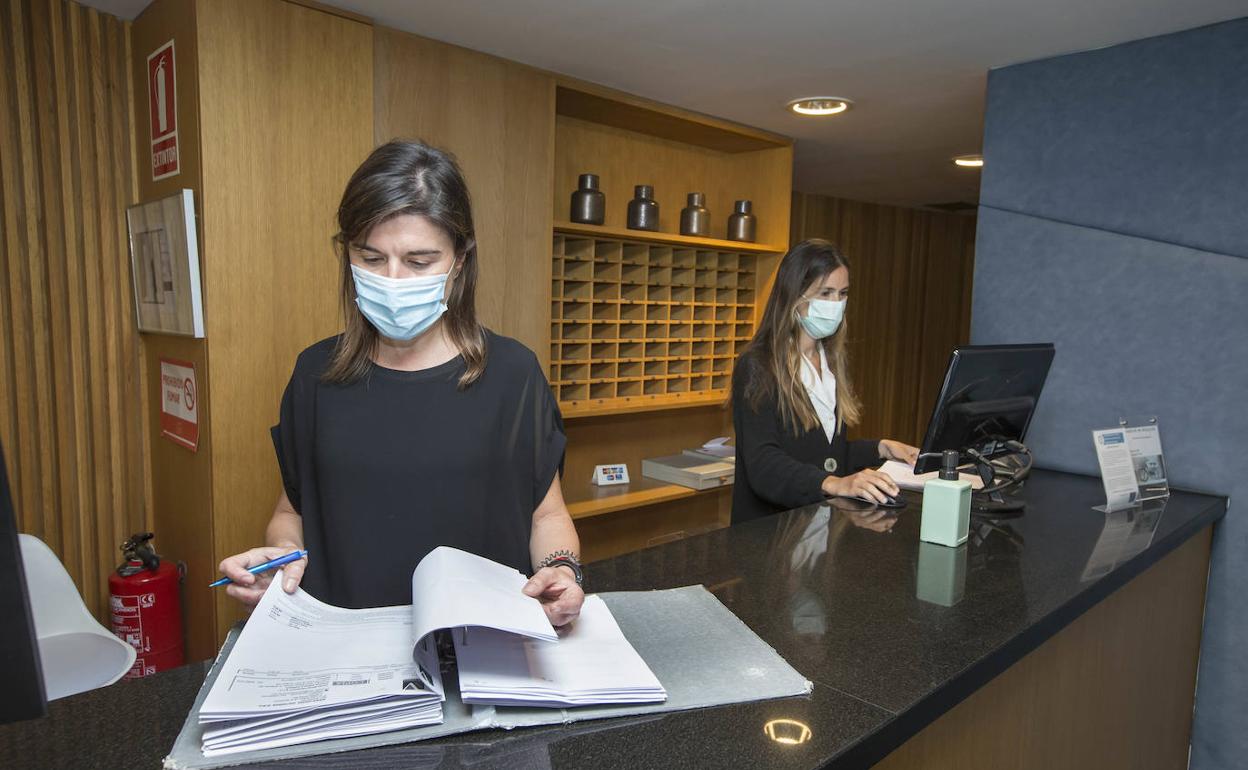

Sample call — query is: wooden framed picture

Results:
[126,189,204,337]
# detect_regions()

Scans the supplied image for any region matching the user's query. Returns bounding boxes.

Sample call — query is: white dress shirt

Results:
[800,345,838,443]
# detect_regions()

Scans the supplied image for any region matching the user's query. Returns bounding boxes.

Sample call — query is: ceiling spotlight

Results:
[953,154,984,168]
[787,97,853,116]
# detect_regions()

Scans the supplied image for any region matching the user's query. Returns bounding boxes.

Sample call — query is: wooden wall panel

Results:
[195,0,373,641]
[790,193,976,446]
[131,0,216,663]
[373,27,555,366]
[0,0,148,622]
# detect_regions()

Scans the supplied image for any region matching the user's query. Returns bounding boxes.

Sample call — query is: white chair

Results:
[18,534,135,700]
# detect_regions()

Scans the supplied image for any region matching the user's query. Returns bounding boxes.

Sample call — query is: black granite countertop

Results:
[0,469,1225,769]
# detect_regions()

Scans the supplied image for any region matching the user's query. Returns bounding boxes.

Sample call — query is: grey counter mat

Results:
[164,585,812,769]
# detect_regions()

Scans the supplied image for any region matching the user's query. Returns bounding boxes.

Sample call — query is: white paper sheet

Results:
[879,460,985,491]
[454,595,666,707]
[411,546,557,644]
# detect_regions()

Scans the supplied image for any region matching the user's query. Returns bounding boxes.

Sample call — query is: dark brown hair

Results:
[736,238,861,434]
[324,140,486,387]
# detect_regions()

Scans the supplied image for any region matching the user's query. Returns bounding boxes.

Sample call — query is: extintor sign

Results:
[147,39,179,180]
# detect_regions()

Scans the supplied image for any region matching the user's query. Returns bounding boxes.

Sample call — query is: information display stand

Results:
[1091,416,1169,512]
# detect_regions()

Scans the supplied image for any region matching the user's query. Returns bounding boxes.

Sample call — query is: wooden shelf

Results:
[559,389,729,419]
[554,221,784,254]
[564,474,731,519]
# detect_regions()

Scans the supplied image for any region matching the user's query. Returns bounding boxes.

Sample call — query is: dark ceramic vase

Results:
[627,185,659,231]
[680,192,710,237]
[570,173,605,225]
[727,200,757,242]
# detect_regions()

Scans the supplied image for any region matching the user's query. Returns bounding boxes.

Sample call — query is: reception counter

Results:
[0,469,1224,769]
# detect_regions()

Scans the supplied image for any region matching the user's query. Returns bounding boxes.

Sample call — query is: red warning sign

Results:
[147,40,179,180]
[159,358,198,451]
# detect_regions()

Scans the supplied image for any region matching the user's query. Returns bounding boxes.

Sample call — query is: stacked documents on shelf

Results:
[196,547,663,757]
[455,594,666,707]
[642,453,734,490]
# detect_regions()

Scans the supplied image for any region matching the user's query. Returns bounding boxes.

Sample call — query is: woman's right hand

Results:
[217,546,307,607]
[822,468,899,504]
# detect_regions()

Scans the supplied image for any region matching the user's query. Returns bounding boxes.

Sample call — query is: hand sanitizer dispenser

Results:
[920,450,971,547]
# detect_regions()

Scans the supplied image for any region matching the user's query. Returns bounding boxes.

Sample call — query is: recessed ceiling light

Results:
[953,154,984,168]
[787,97,853,117]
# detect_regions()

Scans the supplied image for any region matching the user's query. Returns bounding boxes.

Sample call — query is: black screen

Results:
[0,440,48,723]
[915,344,1056,474]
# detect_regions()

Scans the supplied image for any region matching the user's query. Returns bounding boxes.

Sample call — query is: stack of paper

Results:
[642,454,734,490]
[454,595,667,707]
[197,574,443,756]
[195,547,664,757]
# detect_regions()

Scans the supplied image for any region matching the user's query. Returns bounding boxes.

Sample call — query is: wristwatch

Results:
[545,556,584,587]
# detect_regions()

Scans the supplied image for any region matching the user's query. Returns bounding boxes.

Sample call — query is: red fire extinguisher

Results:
[108,532,185,678]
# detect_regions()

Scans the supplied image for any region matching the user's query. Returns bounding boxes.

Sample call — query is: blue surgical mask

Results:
[350,264,449,341]
[798,298,845,340]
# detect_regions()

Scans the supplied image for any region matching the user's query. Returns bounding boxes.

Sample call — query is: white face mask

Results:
[798,298,845,340]
[350,264,449,341]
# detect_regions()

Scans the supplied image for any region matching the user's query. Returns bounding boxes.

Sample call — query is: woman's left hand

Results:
[879,439,920,465]
[522,566,585,628]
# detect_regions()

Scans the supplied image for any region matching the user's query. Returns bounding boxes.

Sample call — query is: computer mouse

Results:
[848,493,907,510]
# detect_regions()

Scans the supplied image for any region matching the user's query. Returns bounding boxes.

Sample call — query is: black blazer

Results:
[731,353,880,524]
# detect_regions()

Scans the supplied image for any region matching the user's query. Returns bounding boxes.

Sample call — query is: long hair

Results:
[323,140,486,387]
[736,239,862,435]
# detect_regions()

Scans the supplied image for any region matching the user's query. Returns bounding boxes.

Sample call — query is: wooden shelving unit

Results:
[549,230,760,414]
[550,83,791,422]
[548,80,792,553]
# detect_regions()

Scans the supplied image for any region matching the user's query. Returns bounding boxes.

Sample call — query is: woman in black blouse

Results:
[217,140,583,626]
[731,239,918,524]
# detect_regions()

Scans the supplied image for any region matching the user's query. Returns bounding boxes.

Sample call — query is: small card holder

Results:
[591,464,630,486]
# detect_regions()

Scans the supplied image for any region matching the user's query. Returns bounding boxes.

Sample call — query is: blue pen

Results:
[209,550,308,588]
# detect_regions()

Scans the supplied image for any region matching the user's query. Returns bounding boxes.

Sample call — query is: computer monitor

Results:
[0,440,48,723]
[914,344,1056,475]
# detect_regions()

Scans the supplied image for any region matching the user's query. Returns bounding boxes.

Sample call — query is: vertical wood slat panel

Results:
[0,0,147,622]
[791,192,977,446]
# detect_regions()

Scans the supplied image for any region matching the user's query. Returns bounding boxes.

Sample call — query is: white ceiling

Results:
[86,0,1246,209]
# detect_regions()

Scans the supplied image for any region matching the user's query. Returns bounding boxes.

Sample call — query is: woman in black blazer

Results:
[731,240,918,524]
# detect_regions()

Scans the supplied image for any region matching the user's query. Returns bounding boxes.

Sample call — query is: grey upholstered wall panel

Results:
[973,207,1247,770]
[972,207,1247,479]
[981,17,1248,261]
[975,20,1247,768]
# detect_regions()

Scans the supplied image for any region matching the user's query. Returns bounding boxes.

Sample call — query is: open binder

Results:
[166,578,812,769]
[196,547,664,756]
